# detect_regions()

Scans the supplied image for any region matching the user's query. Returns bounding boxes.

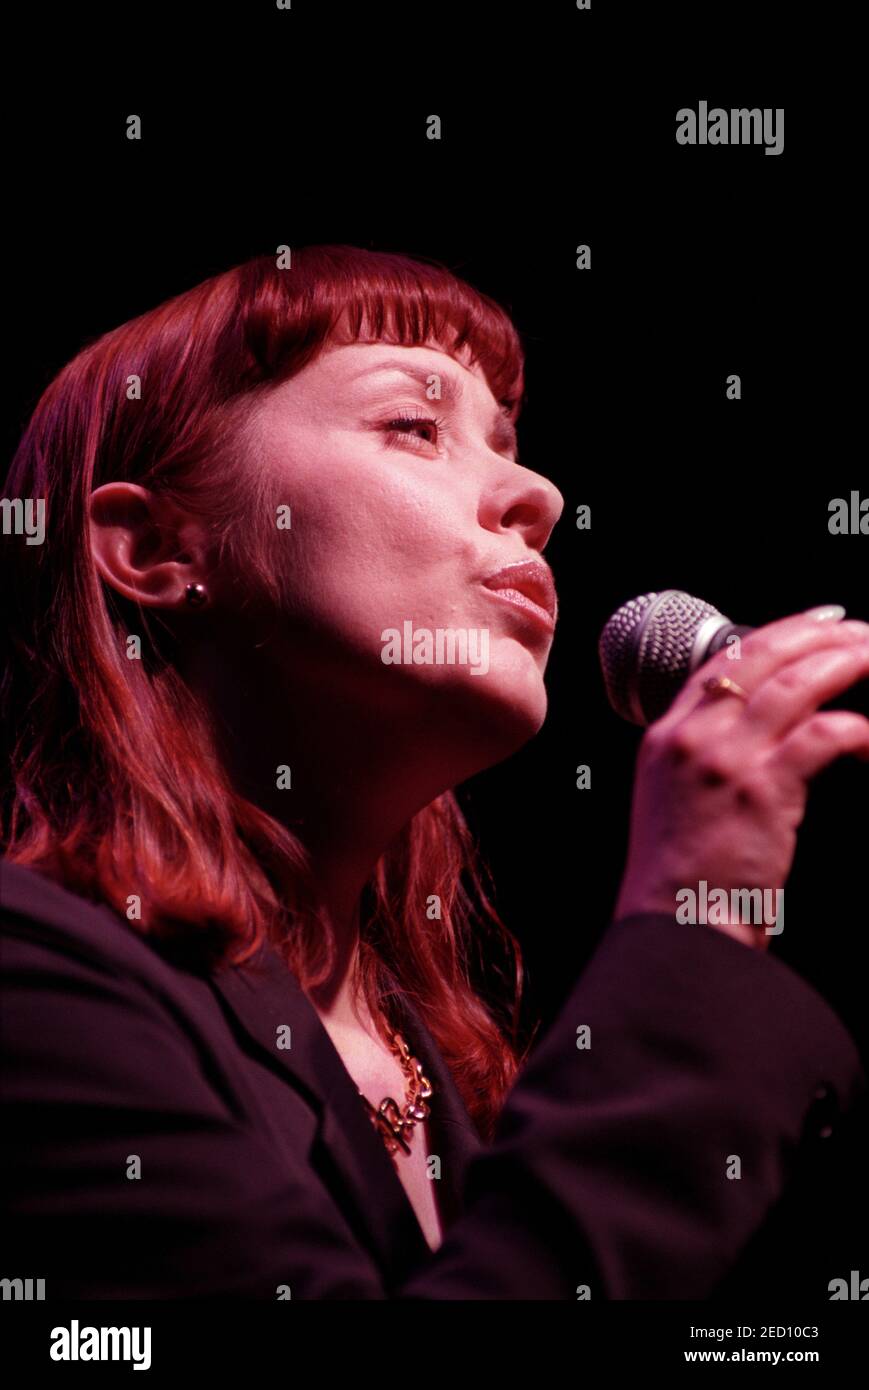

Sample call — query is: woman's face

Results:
[238,338,564,756]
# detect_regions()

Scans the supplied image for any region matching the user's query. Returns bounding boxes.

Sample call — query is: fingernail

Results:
[804,605,847,622]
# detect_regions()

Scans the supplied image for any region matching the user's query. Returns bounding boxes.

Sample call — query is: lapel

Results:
[209,937,483,1280]
[0,860,485,1282]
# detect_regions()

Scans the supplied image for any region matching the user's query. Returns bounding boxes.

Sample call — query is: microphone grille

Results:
[598,590,725,725]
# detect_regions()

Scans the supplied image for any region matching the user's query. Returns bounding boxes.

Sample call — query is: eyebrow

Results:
[349,359,519,460]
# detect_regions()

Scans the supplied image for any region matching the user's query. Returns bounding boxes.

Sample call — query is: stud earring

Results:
[184,583,208,608]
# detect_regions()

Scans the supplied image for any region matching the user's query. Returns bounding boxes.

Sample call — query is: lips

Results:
[481,559,557,624]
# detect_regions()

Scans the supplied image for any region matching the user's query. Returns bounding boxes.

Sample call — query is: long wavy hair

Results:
[0,244,540,1139]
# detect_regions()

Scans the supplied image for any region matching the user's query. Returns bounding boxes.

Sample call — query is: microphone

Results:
[598,590,754,727]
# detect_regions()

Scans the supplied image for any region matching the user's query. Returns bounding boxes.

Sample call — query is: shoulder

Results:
[0,857,254,1123]
[0,857,208,1002]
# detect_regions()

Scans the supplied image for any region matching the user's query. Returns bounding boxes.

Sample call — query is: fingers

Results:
[712,611,869,694]
[744,642,869,741]
[656,610,869,740]
[769,710,869,783]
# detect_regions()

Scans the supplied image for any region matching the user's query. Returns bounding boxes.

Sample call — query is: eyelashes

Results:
[376,407,519,464]
[381,410,449,455]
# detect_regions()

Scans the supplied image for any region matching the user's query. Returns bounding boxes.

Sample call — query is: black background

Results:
[5,2,865,1300]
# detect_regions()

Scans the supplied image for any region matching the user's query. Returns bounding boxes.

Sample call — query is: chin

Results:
[449,659,549,755]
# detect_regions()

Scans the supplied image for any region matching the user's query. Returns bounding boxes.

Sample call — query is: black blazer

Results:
[1,858,865,1299]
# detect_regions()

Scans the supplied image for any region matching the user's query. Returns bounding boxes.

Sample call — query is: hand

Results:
[613,609,869,949]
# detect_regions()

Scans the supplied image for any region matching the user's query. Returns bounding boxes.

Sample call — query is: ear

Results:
[89,483,210,609]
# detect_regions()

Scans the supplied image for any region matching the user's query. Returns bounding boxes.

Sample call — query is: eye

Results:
[382,411,448,453]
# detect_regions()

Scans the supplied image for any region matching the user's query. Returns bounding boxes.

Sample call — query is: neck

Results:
[178,628,485,1031]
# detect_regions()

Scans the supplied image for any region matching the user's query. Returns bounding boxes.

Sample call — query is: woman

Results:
[2,245,867,1298]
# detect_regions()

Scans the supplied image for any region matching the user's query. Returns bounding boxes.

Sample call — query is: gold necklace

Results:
[358,1030,434,1158]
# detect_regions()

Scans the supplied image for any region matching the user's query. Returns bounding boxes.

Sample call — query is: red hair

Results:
[0,245,538,1139]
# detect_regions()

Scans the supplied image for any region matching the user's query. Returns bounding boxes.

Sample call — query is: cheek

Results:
[264,435,476,632]
[309,470,470,590]
[375,463,480,566]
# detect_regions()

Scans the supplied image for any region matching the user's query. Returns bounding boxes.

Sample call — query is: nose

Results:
[478,466,564,553]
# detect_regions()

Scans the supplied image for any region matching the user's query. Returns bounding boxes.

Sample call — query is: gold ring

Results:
[702,674,749,702]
